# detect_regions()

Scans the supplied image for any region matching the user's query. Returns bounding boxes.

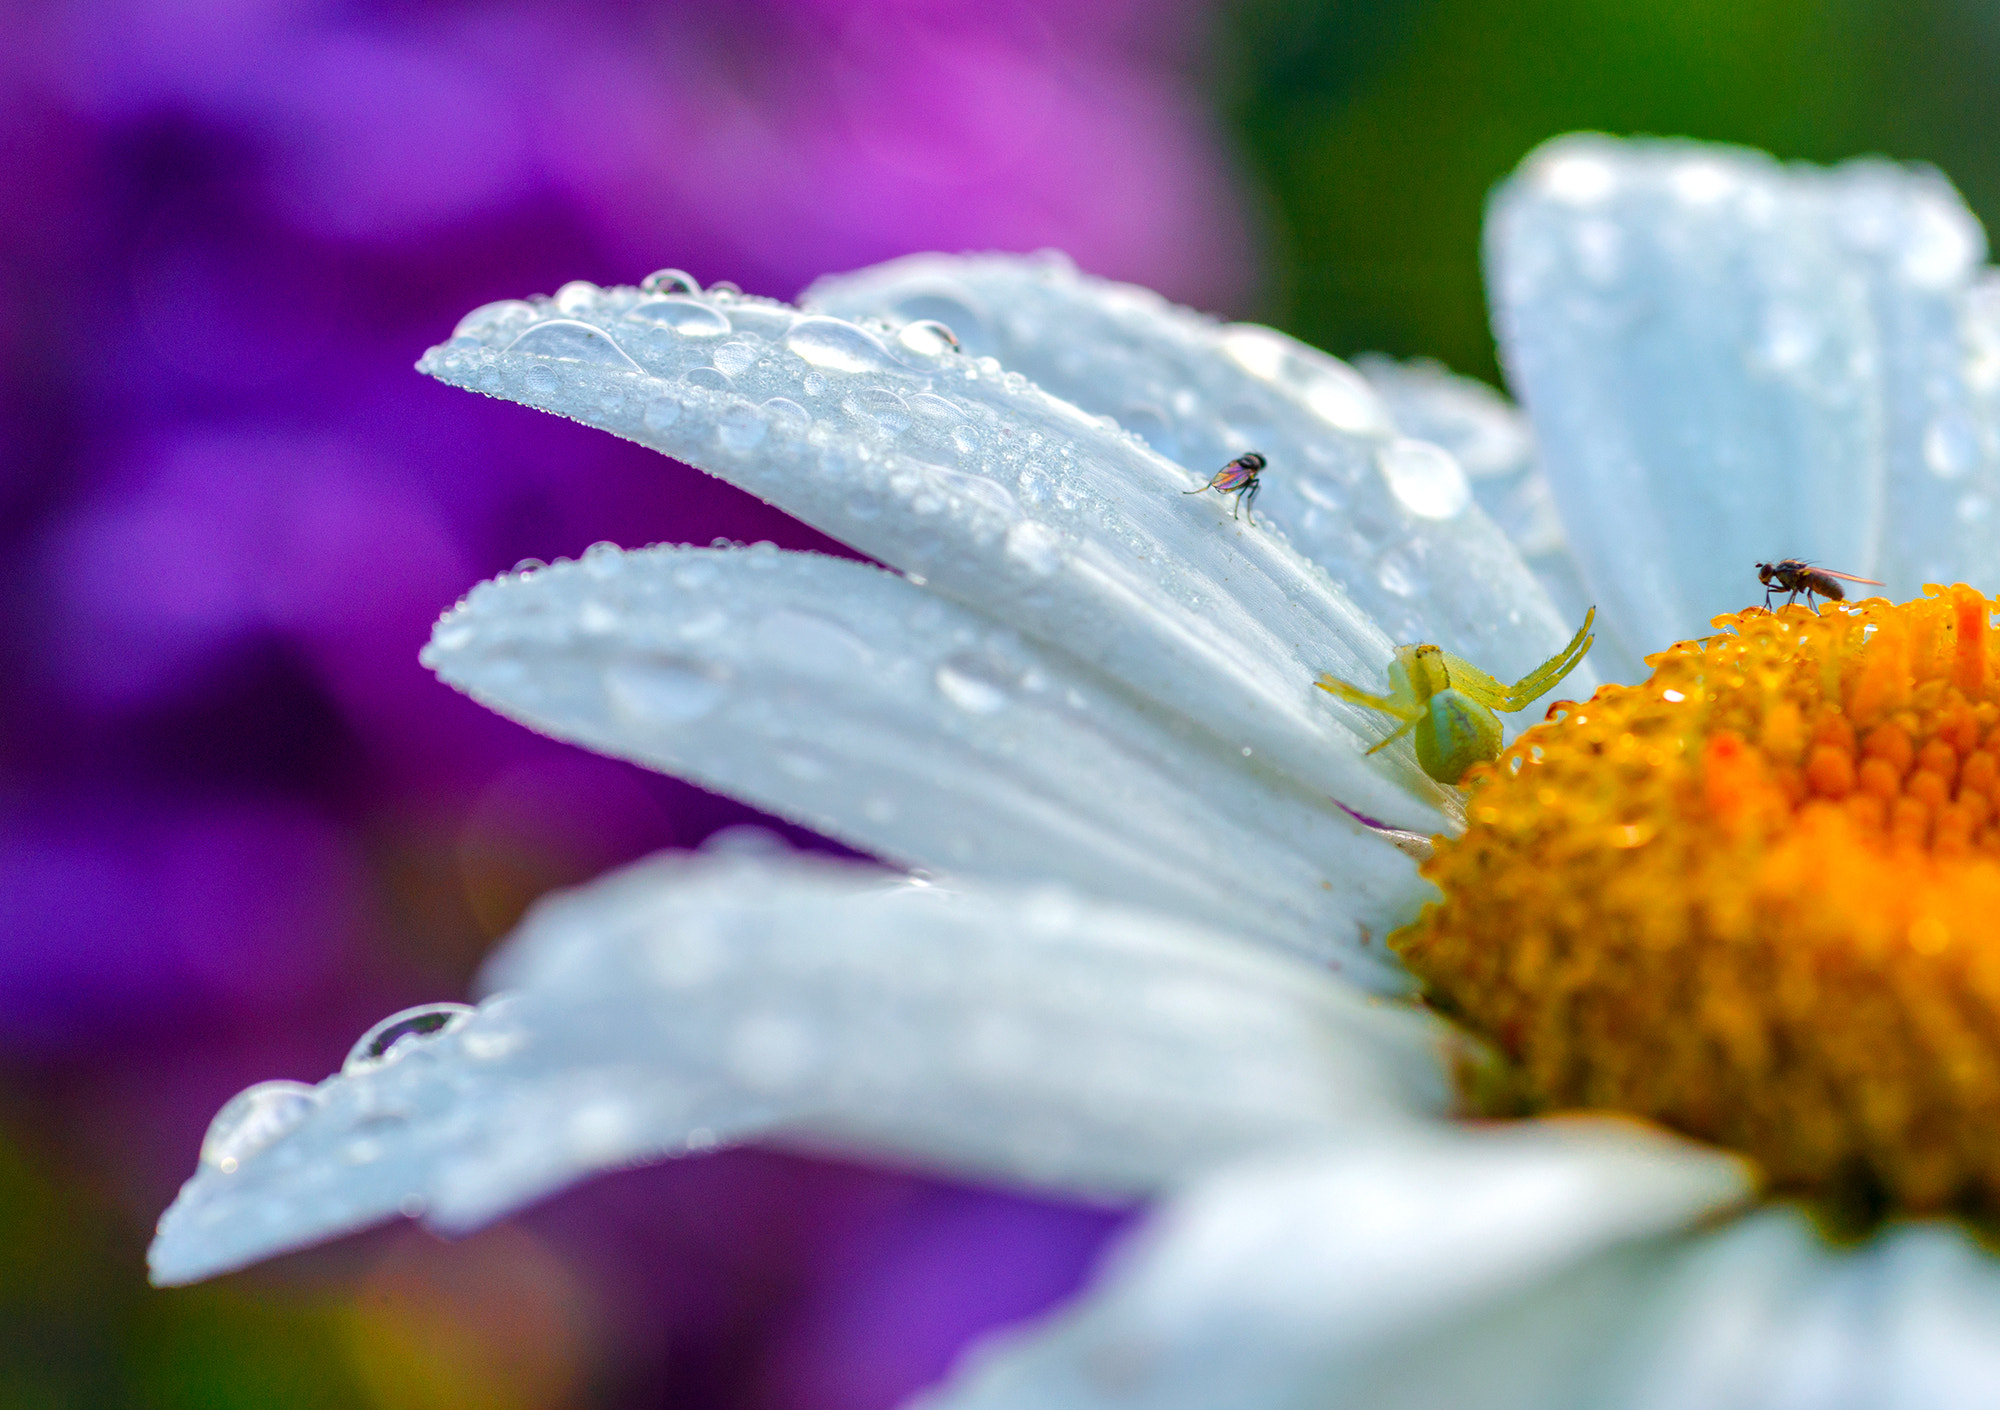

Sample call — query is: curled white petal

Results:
[149,853,1463,1287]
[920,1119,1753,1410]
[808,254,1596,699]
[426,545,1427,978]
[425,281,1449,830]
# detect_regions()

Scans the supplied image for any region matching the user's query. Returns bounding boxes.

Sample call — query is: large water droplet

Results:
[683,367,731,392]
[507,320,642,370]
[344,1002,475,1075]
[643,397,683,433]
[753,608,872,677]
[1376,438,1471,519]
[555,280,600,313]
[711,341,758,378]
[641,268,700,296]
[935,652,1014,714]
[786,317,892,374]
[605,659,726,725]
[719,403,768,451]
[526,364,560,394]
[629,297,730,338]
[1220,325,1390,436]
[454,300,536,339]
[897,320,961,356]
[201,1080,321,1173]
[1923,411,1981,480]
[1003,520,1064,578]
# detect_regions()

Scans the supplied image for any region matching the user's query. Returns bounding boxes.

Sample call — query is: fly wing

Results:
[1814,567,1885,586]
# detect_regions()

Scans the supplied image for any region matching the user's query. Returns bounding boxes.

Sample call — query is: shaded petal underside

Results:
[150,855,1461,1286]
[426,545,1426,977]
[921,1119,1754,1410]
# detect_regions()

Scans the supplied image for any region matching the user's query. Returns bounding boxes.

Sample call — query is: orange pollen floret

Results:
[1400,584,2000,1218]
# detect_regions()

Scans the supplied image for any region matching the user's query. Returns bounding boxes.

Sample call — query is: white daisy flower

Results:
[152,133,2000,1405]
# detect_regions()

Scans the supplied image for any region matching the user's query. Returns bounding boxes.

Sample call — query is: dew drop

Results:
[1220,324,1391,436]
[1923,411,1981,481]
[707,279,742,299]
[641,268,700,296]
[763,397,811,435]
[897,320,961,356]
[629,297,730,338]
[454,299,536,339]
[643,397,683,433]
[605,659,726,724]
[201,1080,321,1173]
[432,622,474,651]
[1376,551,1419,597]
[344,1002,475,1075]
[786,317,892,374]
[555,280,600,313]
[719,403,768,451]
[1003,520,1064,578]
[1377,438,1471,519]
[526,364,560,394]
[507,319,641,370]
[683,367,731,392]
[935,653,1012,714]
[711,341,758,377]
[754,608,872,676]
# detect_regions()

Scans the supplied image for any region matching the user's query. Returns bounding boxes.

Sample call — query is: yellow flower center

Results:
[1401,585,2000,1220]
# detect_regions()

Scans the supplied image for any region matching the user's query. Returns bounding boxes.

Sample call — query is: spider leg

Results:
[1363,712,1423,756]
[1494,608,1597,710]
[1315,674,1413,718]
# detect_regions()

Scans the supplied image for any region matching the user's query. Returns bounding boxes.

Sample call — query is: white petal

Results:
[1357,354,1648,684]
[1336,1207,2000,1410]
[425,283,1446,830]
[149,853,1461,1287]
[808,255,1598,700]
[1490,135,1995,656]
[425,545,1426,978]
[920,1119,1753,1410]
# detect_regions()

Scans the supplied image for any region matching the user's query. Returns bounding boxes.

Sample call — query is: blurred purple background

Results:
[0,2,1256,1405]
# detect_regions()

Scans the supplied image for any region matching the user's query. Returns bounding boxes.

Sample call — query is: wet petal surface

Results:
[426,545,1426,979]
[150,854,1460,1286]
[424,282,1449,829]
[1490,135,2000,657]
[809,255,1595,701]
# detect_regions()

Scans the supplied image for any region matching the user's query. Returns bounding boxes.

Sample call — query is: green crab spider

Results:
[1317,608,1597,785]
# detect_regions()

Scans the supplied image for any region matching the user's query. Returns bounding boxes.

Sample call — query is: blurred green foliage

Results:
[0,1112,369,1409]
[1219,0,2000,380]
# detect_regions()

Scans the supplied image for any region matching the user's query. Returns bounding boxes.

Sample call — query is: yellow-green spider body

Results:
[1317,608,1596,785]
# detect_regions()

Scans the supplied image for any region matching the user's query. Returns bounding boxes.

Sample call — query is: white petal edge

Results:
[149,852,1465,1287]
[425,544,1428,979]
[424,278,1449,830]
[1355,354,1648,686]
[917,1119,1754,1410]
[1490,134,1997,658]
[1299,1206,2000,1409]
[808,254,1601,705]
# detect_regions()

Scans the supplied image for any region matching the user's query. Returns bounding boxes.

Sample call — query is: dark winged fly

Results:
[1184,452,1267,524]
[1756,559,1884,610]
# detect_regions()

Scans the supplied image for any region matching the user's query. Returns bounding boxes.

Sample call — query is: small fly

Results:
[1184,452,1266,524]
[1755,559,1885,611]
